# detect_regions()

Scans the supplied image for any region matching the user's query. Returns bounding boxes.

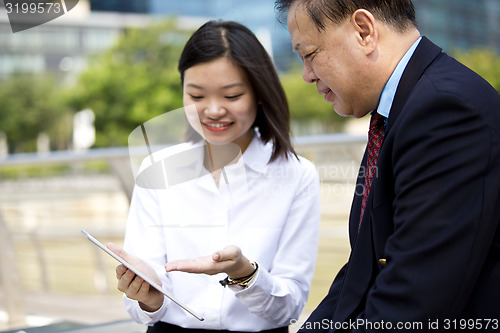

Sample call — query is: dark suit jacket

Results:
[299,37,500,332]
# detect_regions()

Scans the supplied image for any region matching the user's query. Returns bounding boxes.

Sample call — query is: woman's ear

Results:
[350,9,378,55]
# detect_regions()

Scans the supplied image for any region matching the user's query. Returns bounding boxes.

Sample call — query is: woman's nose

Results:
[203,100,226,119]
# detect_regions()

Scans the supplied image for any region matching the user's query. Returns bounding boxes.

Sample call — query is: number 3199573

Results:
[5,1,62,14]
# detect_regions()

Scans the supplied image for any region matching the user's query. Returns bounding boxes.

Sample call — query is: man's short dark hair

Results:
[275,0,417,32]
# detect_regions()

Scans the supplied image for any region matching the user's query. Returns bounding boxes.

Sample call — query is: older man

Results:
[276,0,500,331]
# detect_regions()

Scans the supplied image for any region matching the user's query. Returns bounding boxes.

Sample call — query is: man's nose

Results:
[302,61,317,84]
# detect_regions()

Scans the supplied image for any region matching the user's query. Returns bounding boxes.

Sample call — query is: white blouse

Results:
[122,134,320,331]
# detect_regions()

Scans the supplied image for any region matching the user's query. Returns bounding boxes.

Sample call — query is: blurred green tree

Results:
[67,20,189,147]
[280,65,349,135]
[454,48,500,92]
[0,74,69,153]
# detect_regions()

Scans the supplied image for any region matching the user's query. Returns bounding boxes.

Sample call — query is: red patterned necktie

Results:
[359,112,386,227]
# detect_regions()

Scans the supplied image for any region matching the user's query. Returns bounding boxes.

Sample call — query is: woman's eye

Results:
[225,94,243,100]
[189,95,203,100]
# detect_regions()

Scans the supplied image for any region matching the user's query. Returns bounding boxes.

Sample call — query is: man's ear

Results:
[350,9,378,55]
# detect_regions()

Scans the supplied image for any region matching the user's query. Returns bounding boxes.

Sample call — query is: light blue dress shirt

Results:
[376,37,422,120]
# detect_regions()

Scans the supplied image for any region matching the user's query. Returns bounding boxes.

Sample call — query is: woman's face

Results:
[183,57,258,153]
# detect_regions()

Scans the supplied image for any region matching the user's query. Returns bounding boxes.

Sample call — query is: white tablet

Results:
[81,229,204,321]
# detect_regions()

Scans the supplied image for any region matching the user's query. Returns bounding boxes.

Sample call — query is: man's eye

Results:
[304,51,314,60]
[302,48,319,61]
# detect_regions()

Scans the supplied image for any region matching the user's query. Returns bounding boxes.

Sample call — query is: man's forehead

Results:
[287,2,313,53]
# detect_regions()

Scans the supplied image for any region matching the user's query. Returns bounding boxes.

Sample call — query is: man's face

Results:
[287,2,374,118]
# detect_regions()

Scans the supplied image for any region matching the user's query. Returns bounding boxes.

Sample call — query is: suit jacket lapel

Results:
[348,152,367,244]
[332,216,375,325]
[332,150,374,324]
[386,37,442,134]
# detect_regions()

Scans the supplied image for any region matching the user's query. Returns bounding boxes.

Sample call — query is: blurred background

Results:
[0,0,499,332]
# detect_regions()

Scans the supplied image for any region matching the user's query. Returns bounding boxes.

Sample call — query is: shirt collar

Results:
[172,130,271,176]
[240,130,272,174]
[376,37,422,118]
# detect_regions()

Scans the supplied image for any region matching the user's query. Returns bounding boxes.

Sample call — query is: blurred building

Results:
[0,0,152,80]
[0,0,205,81]
[0,0,498,79]
[138,0,295,72]
[88,0,149,14]
[100,0,500,70]
[414,0,500,54]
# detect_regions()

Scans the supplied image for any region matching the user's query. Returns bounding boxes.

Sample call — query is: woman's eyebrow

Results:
[222,83,245,89]
[185,82,245,90]
[185,83,203,89]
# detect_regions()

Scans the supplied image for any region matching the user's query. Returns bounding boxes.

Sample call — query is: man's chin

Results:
[332,106,353,118]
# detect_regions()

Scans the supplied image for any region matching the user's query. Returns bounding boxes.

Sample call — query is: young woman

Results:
[110,20,320,332]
